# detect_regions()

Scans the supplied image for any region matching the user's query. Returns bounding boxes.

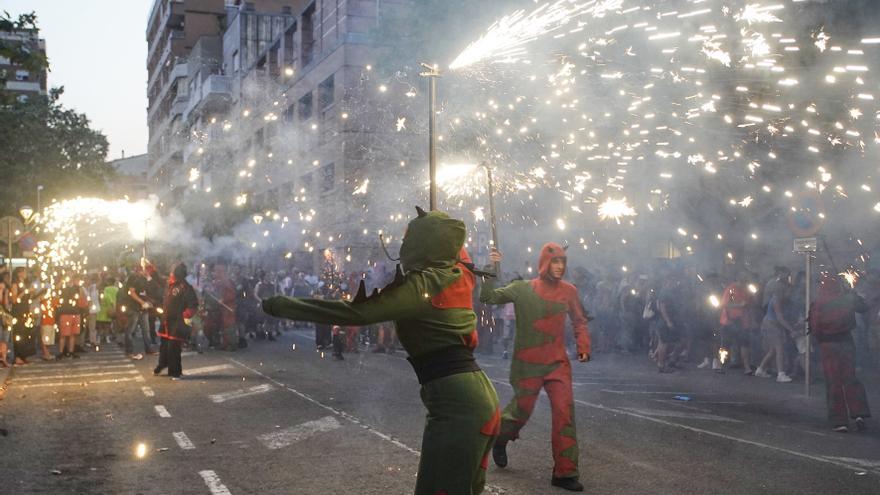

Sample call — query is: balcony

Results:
[171,92,189,118]
[147,59,189,123]
[184,74,232,122]
[147,0,184,62]
[148,30,185,90]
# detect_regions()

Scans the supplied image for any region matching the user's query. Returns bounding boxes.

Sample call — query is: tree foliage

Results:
[0,11,112,216]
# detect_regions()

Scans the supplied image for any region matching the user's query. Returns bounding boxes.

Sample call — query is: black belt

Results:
[408,346,481,385]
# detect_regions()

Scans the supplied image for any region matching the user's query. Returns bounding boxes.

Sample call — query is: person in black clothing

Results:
[10,267,38,365]
[121,262,155,360]
[155,263,198,379]
[144,263,165,349]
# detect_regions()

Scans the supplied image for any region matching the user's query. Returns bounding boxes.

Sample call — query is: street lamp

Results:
[419,62,442,211]
[19,205,34,225]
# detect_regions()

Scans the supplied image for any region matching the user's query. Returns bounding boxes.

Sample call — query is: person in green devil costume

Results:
[480,243,591,492]
[262,208,500,495]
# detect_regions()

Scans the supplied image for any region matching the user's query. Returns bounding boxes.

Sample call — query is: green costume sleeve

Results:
[479,277,522,305]
[263,277,425,326]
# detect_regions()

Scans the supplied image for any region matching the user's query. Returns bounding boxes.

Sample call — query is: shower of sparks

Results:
[598,198,637,222]
[33,198,160,299]
[436,163,483,198]
[449,0,622,70]
[158,0,880,271]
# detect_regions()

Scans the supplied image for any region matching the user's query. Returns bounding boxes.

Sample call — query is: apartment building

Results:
[149,0,418,266]
[0,29,47,101]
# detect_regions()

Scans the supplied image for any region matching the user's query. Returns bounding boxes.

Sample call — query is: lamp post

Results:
[36,185,43,220]
[420,63,441,211]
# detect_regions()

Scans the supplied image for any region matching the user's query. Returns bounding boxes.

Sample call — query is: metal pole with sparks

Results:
[481,162,501,275]
[420,63,441,211]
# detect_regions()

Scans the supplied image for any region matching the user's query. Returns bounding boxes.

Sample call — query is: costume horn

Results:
[415,206,428,218]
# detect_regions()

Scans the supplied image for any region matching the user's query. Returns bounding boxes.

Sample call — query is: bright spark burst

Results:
[598,197,637,222]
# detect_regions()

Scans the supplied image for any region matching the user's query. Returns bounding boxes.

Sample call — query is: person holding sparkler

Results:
[480,243,591,492]
[262,208,500,495]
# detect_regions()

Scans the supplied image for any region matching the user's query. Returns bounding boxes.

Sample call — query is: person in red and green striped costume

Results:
[480,243,591,492]
[262,208,500,495]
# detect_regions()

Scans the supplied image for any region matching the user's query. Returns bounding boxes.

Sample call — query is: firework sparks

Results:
[449,0,621,70]
[598,198,637,223]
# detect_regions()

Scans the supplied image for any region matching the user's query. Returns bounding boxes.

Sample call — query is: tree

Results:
[0,12,112,216]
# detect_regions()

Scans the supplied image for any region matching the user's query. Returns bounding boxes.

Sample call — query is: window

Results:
[284,103,296,123]
[321,163,335,193]
[319,74,335,110]
[301,3,316,66]
[15,70,30,81]
[299,92,313,121]
[232,50,240,73]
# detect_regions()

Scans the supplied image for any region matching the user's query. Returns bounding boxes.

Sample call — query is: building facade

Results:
[148,0,418,268]
[0,29,47,101]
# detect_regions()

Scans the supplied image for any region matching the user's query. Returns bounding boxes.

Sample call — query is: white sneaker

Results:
[712,358,722,370]
[776,372,793,383]
[697,358,711,369]
[129,353,144,361]
[754,367,771,378]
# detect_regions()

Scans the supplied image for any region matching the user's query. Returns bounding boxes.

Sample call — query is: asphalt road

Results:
[1,331,879,494]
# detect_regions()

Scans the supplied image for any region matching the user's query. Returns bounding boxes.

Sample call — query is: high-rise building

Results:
[146,0,228,194]
[148,0,417,268]
[0,28,47,101]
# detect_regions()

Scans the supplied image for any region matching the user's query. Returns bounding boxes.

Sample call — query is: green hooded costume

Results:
[263,209,500,495]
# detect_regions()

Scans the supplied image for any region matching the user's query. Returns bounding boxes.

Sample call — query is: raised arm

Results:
[479,277,522,305]
[263,276,425,326]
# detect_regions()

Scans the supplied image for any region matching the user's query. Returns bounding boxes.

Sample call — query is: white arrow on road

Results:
[257,416,342,450]
[209,384,275,403]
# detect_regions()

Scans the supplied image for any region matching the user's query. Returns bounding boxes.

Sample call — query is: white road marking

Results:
[209,384,275,403]
[13,369,141,382]
[185,364,234,376]
[490,377,880,476]
[820,456,880,469]
[27,358,131,373]
[173,431,196,450]
[181,351,198,357]
[600,389,722,395]
[257,416,341,449]
[619,407,743,423]
[141,386,155,397]
[14,376,146,389]
[14,364,135,375]
[229,358,420,455]
[199,470,232,495]
[155,405,171,418]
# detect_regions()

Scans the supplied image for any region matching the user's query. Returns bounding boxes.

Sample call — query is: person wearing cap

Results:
[480,243,591,492]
